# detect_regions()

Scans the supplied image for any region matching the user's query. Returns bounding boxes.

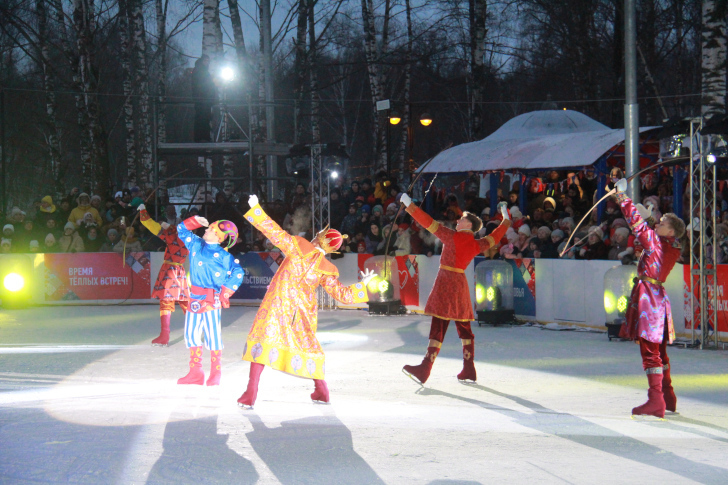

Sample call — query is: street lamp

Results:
[389,113,401,125]
[419,112,432,127]
[220,66,235,82]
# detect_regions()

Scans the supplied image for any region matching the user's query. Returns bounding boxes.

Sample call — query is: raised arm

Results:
[177,216,204,253]
[403,198,451,242]
[477,202,512,252]
[320,275,370,305]
[244,195,299,256]
[613,180,657,251]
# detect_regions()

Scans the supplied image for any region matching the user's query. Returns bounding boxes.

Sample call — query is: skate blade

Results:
[237,402,254,410]
[665,410,680,415]
[458,379,478,385]
[631,414,667,421]
[401,368,425,386]
[151,343,169,347]
[312,399,331,405]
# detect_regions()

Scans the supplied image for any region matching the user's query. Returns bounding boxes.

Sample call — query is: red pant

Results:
[639,338,669,370]
[428,316,474,342]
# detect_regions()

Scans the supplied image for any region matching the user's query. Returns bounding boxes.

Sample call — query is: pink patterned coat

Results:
[617,195,680,344]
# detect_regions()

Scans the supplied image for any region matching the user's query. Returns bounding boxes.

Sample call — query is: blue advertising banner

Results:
[473,256,536,317]
[231,252,284,300]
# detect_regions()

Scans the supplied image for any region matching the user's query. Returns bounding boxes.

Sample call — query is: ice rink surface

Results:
[1,305,727,484]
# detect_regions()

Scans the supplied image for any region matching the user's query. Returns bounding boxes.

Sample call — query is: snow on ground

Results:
[1,305,727,484]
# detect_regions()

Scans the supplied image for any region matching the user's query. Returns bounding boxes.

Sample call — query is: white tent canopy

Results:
[421,110,658,173]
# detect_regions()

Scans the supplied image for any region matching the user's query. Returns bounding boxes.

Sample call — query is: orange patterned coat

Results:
[406,204,510,321]
[241,204,369,379]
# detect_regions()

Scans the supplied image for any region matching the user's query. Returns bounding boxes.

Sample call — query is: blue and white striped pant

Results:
[184,308,223,350]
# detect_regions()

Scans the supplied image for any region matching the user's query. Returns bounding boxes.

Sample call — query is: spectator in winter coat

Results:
[68,193,103,227]
[340,204,359,236]
[99,228,121,252]
[541,229,564,259]
[608,227,634,261]
[84,226,104,252]
[394,223,412,255]
[43,233,58,253]
[0,238,11,254]
[36,196,59,226]
[576,226,609,260]
[365,223,383,253]
[114,227,141,253]
[58,222,85,253]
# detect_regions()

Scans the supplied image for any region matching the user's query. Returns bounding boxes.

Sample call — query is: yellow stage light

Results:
[3,273,24,292]
[378,280,390,293]
[617,295,629,313]
[475,284,486,304]
[486,286,495,302]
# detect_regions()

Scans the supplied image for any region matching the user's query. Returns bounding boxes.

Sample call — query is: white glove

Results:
[160,222,170,230]
[499,203,510,220]
[400,193,412,207]
[359,268,376,286]
[195,216,209,227]
[636,203,652,220]
[137,203,146,212]
[615,178,628,193]
[248,194,259,208]
[687,217,700,232]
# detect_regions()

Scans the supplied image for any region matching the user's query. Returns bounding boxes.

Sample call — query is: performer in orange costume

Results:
[138,203,189,346]
[237,195,376,409]
[402,196,511,384]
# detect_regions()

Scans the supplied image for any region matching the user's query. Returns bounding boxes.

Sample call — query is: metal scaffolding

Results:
[688,119,720,348]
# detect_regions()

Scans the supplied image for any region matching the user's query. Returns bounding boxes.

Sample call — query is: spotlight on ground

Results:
[475,261,515,326]
[603,265,636,341]
[365,256,406,315]
[0,255,33,309]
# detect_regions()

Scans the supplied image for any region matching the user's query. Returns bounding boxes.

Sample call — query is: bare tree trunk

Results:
[119,0,137,187]
[398,0,413,178]
[36,0,63,193]
[227,0,247,75]
[294,0,308,144]
[130,0,153,188]
[469,0,487,140]
[155,0,168,198]
[73,0,109,198]
[360,0,384,168]
[202,0,220,59]
[308,0,320,145]
[701,0,726,117]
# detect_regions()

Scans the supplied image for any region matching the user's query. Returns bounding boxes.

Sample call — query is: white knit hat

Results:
[518,224,531,237]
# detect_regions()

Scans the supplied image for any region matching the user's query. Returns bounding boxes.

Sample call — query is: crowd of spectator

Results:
[4,166,728,265]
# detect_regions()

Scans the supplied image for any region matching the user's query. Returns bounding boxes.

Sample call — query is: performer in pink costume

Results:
[612,178,685,418]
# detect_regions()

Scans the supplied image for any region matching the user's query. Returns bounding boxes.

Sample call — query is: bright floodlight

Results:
[707,154,717,164]
[419,112,432,126]
[3,273,24,292]
[220,66,235,82]
[330,171,338,180]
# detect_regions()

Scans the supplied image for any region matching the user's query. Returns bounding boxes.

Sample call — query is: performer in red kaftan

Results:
[401,196,511,384]
[612,178,685,418]
[138,204,189,346]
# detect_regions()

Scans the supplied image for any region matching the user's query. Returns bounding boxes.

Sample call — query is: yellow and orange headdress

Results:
[314,226,347,254]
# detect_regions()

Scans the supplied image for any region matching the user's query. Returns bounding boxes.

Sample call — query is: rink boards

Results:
[0,251,723,339]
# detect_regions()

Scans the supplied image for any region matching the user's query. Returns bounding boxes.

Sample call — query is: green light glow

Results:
[367,276,381,292]
[486,286,495,302]
[3,273,24,292]
[378,280,390,293]
[475,284,486,304]
[617,295,629,313]
[604,291,615,313]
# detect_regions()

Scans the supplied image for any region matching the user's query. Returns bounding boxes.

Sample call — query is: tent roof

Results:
[421,110,658,173]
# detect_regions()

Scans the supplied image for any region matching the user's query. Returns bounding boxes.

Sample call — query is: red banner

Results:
[358,254,419,306]
[683,264,728,332]
[45,252,152,301]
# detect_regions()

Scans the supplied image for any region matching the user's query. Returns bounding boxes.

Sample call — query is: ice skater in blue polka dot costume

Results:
[176,215,245,386]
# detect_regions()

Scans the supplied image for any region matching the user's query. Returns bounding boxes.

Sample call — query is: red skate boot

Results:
[311,379,330,404]
[632,370,666,419]
[177,347,204,385]
[151,313,171,346]
[402,344,441,385]
[237,363,264,409]
[662,363,676,413]
[206,350,222,386]
[457,342,477,383]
